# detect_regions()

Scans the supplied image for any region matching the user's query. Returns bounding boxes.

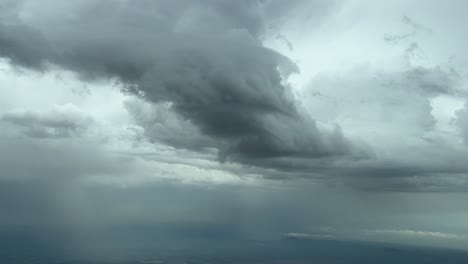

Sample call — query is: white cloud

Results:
[283,232,335,240]
[363,229,468,240]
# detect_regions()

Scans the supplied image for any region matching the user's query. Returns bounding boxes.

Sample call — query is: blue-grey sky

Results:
[1,0,468,258]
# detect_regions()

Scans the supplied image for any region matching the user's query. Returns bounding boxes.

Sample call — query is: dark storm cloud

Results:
[0,22,50,69]
[0,0,364,169]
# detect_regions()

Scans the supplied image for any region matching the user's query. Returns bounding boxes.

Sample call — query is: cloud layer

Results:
[0,0,365,173]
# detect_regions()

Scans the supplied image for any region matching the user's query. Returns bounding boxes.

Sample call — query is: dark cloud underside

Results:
[0,0,362,170]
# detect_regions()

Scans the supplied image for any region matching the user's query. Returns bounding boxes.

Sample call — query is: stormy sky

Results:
[2,0,468,260]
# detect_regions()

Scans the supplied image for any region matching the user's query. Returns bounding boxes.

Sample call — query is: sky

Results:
[1,0,468,259]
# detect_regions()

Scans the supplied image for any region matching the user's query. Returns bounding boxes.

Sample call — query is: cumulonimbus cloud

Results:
[0,0,366,171]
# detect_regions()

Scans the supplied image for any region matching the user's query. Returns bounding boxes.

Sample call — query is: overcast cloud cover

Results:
[2,0,468,261]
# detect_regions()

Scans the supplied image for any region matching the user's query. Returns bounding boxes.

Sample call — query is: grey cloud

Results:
[124,99,217,151]
[0,22,51,69]
[401,15,433,34]
[299,45,468,191]
[0,0,24,22]
[306,68,440,132]
[384,15,432,45]
[0,0,365,171]
[387,41,461,96]
[261,0,339,30]
[1,104,92,138]
[455,102,468,145]
[401,66,461,96]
